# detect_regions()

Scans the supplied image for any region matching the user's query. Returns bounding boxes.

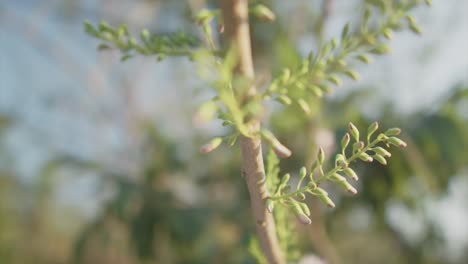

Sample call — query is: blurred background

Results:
[1,0,467,263]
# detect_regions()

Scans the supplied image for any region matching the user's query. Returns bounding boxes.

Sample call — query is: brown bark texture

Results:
[221,0,285,263]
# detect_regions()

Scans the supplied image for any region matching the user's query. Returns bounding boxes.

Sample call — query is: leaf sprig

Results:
[266,122,407,224]
[264,0,429,114]
[84,21,201,61]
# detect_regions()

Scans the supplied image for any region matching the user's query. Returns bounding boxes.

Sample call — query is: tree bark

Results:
[221,1,285,263]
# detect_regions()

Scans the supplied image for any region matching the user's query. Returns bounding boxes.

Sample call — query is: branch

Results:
[221,0,285,263]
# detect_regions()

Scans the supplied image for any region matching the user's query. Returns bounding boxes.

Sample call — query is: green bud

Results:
[335,154,348,168]
[312,188,335,208]
[425,0,432,6]
[319,84,333,93]
[141,29,151,42]
[317,147,325,164]
[292,203,311,224]
[297,193,306,201]
[308,85,324,97]
[364,7,371,25]
[385,128,401,136]
[297,213,312,225]
[387,137,407,148]
[328,75,342,86]
[344,70,360,81]
[280,173,291,186]
[200,137,223,154]
[308,180,317,190]
[336,59,347,68]
[373,147,391,157]
[98,44,111,51]
[383,28,393,40]
[409,23,423,35]
[331,38,338,49]
[353,141,365,151]
[343,168,359,181]
[348,122,360,141]
[358,152,373,162]
[276,95,292,105]
[299,202,311,216]
[311,187,327,196]
[377,133,389,141]
[373,154,387,165]
[84,21,99,37]
[342,181,357,194]
[356,54,372,64]
[319,194,335,208]
[370,44,391,55]
[367,121,379,140]
[342,23,351,40]
[281,68,291,83]
[331,174,357,194]
[261,130,292,158]
[298,99,311,114]
[300,167,307,179]
[250,4,276,22]
[266,199,274,213]
[341,133,351,151]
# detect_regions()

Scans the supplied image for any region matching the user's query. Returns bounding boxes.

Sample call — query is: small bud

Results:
[281,68,291,83]
[358,152,373,162]
[299,202,311,216]
[298,99,311,114]
[425,0,432,6]
[337,59,347,68]
[308,85,324,97]
[297,213,312,225]
[387,137,407,148]
[327,75,342,86]
[348,122,360,141]
[280,173,291,187]
[297,193,306,201]
[406,15,422,35]
[331,38,338,49]
[335,154,348,168]
[370,44,391,55]
[313,188,335,208]
[261,130,292,158]
[342,23,351,40]
[343,168,359,181]
[292,203,312,224]
[300,167,307,179]
[341,133,351,151]
[383,28,393,40]
[276,95,292,105]
[200,137,223,154]
[356,54,372,64]
[367,121,379,139]
[317,147,325,164]
[377,133,389,141]
[344,70,360,81]
[364,7,371,24]
[266,199,274,213]
[141,29,151,42]
[308,181,317,189]
[373,147,391,157]
[345,183,358,195]
[250,4,276,22]
[385,128,401,136]
[353,141,365,151]
[373,154,387,165]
